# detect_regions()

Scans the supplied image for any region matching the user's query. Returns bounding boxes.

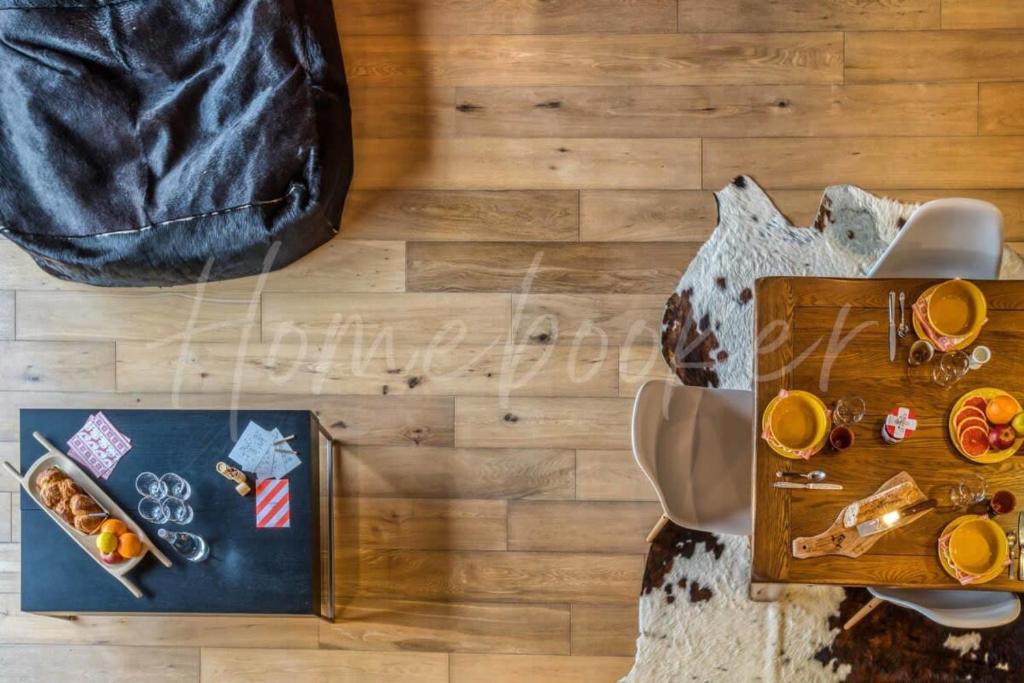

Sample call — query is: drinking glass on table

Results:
[135,472,167,499]
[948,473,986,509]
[931,351,970,388]
[160,473,191,501]
[138,496,169,524]
[988,490,1016,518]
[163,496,194,525]
[832,396,865,426]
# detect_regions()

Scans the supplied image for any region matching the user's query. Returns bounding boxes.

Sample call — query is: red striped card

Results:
[255,478,290,528]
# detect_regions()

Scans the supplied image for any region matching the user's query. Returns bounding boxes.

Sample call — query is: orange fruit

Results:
[986,395,1018,425]
[117,532,143,558]
[100,518,128,537]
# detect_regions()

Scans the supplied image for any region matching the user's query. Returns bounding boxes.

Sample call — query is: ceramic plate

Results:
[948,388,1023,464]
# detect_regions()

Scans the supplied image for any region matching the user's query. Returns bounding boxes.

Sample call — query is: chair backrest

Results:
[867,198,1003,279]
[869,587,1021,629]
[631,379,753,535]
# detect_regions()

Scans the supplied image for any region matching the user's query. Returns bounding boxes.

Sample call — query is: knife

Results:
[856,498,936,537]
[1017,512,1023,580]
[888,290,897,362]
[773,482,844,490]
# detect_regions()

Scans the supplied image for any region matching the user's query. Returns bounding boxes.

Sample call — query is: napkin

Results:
[66,412,132,479]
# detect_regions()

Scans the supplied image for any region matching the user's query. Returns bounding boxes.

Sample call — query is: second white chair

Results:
[631,379,753,541]
[867,198,1003,279]
[844,587,1020,630]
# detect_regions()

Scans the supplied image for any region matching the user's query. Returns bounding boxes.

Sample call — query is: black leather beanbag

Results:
[0,0,352,286]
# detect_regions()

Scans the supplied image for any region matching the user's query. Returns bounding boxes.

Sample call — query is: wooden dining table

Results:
[752,276,1024,591]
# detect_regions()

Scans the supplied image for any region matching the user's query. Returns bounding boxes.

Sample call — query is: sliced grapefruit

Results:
[954,406,988,429]
[957,416,989,438]
[960,425,990,458]
[964,396,988,412]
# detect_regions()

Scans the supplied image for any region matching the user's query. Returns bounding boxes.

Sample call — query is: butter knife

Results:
[1017,512,1023,580]
[888,290,897,362]
[773,482,844,490]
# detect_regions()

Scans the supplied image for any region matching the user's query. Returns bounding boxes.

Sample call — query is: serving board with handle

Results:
[2,431,172,598]
[792,471,932,559]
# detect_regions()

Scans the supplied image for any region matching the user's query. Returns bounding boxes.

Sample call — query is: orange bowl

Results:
[927,279,986,338]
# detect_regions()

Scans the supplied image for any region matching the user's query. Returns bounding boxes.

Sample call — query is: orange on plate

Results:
[959,426,990,458]
[100,518,127,537]
[954,406,987,429]
[986,395,1018,425]
[117,532,143,558]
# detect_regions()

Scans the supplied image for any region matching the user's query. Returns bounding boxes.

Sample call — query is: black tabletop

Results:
[19,409,317,614]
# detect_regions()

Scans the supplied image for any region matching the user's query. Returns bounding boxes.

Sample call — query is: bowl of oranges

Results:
[95,518,145,565]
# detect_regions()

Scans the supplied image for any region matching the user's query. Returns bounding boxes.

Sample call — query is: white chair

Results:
[843,588,1020,630]
[631,379,753,541]
[867,198,1003,279]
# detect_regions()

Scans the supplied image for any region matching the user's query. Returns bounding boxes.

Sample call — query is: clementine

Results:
[986,395,1018,425]
[100,518,128,537]
[118,532,143,558]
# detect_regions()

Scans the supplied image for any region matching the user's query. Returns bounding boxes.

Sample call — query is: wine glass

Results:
[138,497,169,524]
[160,473,191,501]
[932,351,970,388]
[833,396,865,426]
[135,472,167,499]
[164,497,194,525]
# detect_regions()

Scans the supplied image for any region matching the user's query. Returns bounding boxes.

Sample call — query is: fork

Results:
[897,291,910,338]
[1009,532,1018,580]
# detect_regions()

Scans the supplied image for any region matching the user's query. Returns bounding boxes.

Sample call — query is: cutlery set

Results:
[774,470,843,490]
[887,289,909,362]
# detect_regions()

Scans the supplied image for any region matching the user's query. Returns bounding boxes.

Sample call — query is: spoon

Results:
[897,291,910,338]
[776,470,827,482]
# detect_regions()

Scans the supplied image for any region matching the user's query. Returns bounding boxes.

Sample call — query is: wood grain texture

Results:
[704,137,1024,189]
[846,30,1024,82]
[980,83,1024,135]
[0,645,199,683]
[575,450,657,502]
[753,277,1024,590]
[0,543,16,593]
[0,595,317,648]
[353,137,701,190]
[337,498,508,551]
[337,549,643,603]
[16,291,257,343]
[337,0,679,35]
[344,33,844,87]
[262,292,511,345]
[0,341,114,392]
[201,648,448,683]
[942,0,1024,28]
[570,604,638,657]
[679,0,940,31]
[450,653,634,682]
[337,446,575,500]
[320,598,570,654]
[0,443,16,492]
[0,493,9,543]
[508,501,661,553]
[0,391,454,446]
[619,343,676,397]
[407,242,695,294]
[8,497,17,543]
[116,341,618,398]
[350,87,454,138]
[513,294,665,346]
[455,397,633,449]
[341,190,579,242]
[455,84,975,138]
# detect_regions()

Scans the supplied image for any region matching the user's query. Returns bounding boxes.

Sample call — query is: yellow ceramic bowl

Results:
[767,392,828,452]
[948,517,1008,576]
[927,279,986,338]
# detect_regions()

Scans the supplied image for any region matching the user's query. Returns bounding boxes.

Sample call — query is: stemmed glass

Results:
[163,497,194,525]
[135,472,167,499]
[932,351,970,388]
[138,496,170,524]
[160,473,191,500]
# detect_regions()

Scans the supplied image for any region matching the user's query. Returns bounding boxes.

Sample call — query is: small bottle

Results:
[158,528,210,562]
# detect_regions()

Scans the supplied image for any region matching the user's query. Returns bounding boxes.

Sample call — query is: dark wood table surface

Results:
[753,276,1024,590]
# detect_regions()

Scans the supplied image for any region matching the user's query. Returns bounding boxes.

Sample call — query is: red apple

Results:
[100,551,123,564]
[989,424,1016,450]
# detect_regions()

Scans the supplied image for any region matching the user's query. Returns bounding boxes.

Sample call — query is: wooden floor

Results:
[4,1,1024,680]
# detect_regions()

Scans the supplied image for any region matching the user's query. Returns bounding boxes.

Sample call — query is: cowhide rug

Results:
[635,179,1024,682]
[662,176,1024,389]
[625,522,1023,682]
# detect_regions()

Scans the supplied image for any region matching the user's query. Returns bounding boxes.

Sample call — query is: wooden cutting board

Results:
[792,471,932,559]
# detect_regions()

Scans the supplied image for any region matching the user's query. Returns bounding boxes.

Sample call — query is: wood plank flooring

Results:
[2,1,1024,680]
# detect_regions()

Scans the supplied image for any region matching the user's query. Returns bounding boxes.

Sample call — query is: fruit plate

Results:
[1,431,171,598]
[948,388,1024,464]
[937,515,1007,585]
[912,283,982,351]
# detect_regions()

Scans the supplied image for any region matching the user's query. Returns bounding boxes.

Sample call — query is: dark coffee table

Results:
[13,409,337,619]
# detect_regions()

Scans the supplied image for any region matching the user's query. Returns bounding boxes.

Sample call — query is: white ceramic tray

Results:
[2,431,171,598]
